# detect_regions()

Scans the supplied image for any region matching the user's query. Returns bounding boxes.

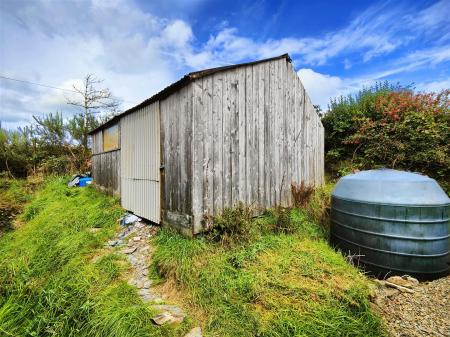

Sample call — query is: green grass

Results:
[0,177,190,337]
[0,177,40,233]
[152,208,386,337]
[0,178,385,336]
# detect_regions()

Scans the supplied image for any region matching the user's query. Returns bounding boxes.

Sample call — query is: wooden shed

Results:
[89,54,324,235]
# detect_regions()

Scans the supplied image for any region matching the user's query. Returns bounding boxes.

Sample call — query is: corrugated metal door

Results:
[120,103,161,223]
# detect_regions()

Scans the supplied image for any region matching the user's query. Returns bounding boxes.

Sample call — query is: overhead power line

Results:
[0,74,134,104]
[0,74,79,93]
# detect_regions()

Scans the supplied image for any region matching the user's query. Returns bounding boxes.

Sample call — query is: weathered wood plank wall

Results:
[160,85,193,232]
[91,128,121,196]
[191,58,324,231]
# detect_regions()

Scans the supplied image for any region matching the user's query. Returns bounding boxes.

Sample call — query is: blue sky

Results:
[1,0,449,129]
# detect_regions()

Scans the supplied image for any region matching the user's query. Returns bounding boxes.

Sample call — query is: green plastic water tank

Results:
[331,169,450,280]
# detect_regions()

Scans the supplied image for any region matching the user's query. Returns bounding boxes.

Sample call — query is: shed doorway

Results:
[120,103,161,223]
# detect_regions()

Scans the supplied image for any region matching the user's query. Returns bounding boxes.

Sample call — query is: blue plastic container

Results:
[78,177,93,187]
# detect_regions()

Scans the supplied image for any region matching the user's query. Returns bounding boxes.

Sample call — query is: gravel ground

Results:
[371,275,450,337]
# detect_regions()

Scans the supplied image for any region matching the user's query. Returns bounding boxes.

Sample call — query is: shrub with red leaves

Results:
[323,84,449,193]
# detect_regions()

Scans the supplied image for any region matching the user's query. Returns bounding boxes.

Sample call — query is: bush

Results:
[322,84,450,193]
[205,203,256,245]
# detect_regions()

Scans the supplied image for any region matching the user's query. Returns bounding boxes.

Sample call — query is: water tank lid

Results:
[332,169,450,205]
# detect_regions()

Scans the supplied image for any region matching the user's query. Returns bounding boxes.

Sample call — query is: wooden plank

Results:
[179,87,188,212]
[203,76,214,214]
[223,71,232,207]
[230,70,240,206]
[192,80,204,225]
[284,60,293,206]
[237,67,247,202]
[257,63,265,207]
[185,84,193,214]
[250,65,258,205]
[263,63,271,207]
[301,81,308,185]
[245,66,253,206]
[273,61,283,206]
[269,59,276,206]
[212,74,223,213]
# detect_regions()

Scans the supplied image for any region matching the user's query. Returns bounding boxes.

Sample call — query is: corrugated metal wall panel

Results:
[120,102,161,223]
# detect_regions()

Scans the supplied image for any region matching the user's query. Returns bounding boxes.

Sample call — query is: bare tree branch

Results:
[65,74,121,148]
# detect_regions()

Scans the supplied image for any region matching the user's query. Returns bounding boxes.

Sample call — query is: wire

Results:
[0,74,135,104]
[0,75,79,93]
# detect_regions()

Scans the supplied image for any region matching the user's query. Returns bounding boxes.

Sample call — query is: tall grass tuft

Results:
[0,177,190,337]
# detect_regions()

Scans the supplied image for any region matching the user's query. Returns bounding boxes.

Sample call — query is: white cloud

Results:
[184,1,450,68]
[161,20,193,48]
[1,0,450,129]
[416,79,450,93]
[39,79,83,107]
[363,45,450,80]
[297,69,346,108]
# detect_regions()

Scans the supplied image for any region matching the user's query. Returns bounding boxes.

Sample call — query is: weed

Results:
[0,177,42,234]
[291,181,315,207]
[303,182,334,236]
[205,202,257,245]
[272,206,294,234]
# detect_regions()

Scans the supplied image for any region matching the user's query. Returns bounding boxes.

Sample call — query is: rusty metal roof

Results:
[89,54,291,135]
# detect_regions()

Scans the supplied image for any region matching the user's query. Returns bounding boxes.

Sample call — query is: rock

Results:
[385,288,400,299]
[107,240,118,247]
[138,289,162,303]
[386,275,419,289]
[152,305,185,317]
[123,247,137,254]
[151,311,184,325]
[184,327,202,337]
[133,236,141,242]
[143,281,152,289]
[142,270,148,276]
[128,255,138,264]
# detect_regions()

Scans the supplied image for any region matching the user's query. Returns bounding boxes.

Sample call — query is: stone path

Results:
[371,275,450,337]
[107,220,202,336]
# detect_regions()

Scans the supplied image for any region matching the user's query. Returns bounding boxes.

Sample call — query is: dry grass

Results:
[291,181,315,207]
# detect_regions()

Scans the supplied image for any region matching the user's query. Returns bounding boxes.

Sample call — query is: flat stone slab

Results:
[151,311,184,325]
[184,327,202,337]
[123,247,137,254]
[152,304,185,317]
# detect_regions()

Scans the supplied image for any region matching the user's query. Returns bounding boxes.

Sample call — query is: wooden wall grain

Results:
[91,149,121,196]
[191,58,324,232]
[91,127,121,196]
[160,84,193,231]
